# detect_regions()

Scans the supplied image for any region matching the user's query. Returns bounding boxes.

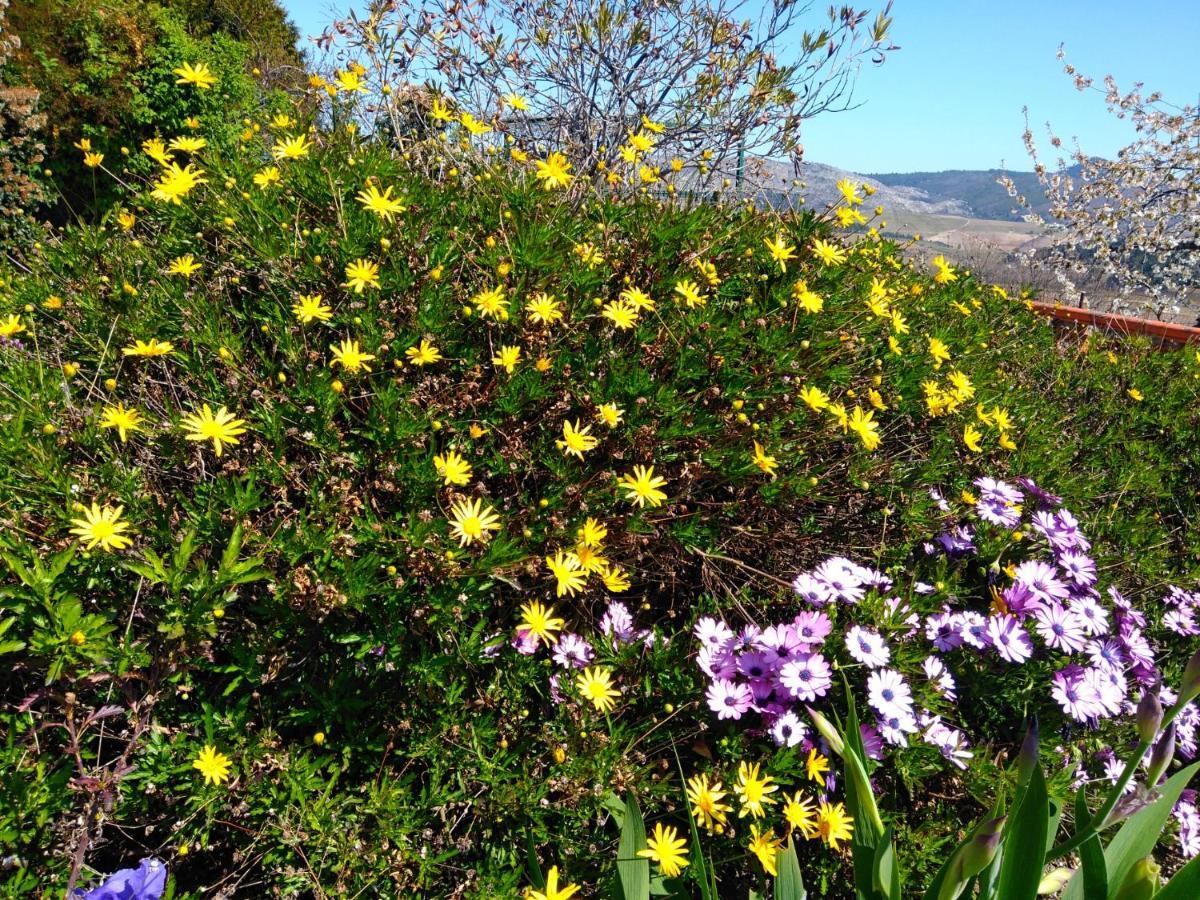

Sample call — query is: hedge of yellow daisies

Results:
[3,64,1200,898]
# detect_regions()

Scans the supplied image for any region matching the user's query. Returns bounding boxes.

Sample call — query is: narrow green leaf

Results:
[1063,786,1108,900]
[996,764,1049,900]
[523,835,547,892]
[1045,796,1063,856]
[1102,761,1200,899]
[872,826,901,900]
[618,792,650,900]
[776,836,808,900]
[674,754,716,900]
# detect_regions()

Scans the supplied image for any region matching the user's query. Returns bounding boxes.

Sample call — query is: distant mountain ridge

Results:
[867,169,1054,221]
[740,157,1066,223]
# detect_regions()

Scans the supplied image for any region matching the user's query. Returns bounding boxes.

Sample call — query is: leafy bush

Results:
[0,0,47,243]
[1,67,1200,898]
[0,0,300,220]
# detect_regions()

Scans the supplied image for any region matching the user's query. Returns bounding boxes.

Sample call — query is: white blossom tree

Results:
[1003,49,1200,319]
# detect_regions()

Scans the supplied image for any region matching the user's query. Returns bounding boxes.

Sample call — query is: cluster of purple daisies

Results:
[928,477,1195,737]
[693,474,1200,854]
[694,554,973,770]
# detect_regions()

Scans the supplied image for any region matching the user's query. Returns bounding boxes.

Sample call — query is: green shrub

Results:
[0,75,1199,897]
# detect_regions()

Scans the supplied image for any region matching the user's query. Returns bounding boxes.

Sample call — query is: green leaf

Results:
[1045,796,1063,856]
[1155,851,1200,900]
[673,752,716,900]
[776,836,807,900]
[996,764,1048,900]
[618,792,650,900]
[841,679,885,845]
[1074,787,1107,900]
[219,523,245,574]
[1102,761,1200,899]
[872,826,901,900]
[524,831,545,891]
[1080,787,1104,900]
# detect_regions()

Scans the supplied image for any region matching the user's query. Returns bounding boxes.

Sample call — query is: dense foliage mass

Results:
[0,0,301,222]
[1,61,1200,899]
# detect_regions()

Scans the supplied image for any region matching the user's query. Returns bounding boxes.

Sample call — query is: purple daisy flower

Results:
[813,557,868,603]
[1016,476,1062,508]
[1051,665,1106,722]
[706,678,754,720]
[1070,597,1109,636]
[779,652,833,702]
[552,633,594,668]
[1014,560,1072,604]
[1035,603,1089,653]
[925,611,964,652]
[1002,580,1044,619]
[791,610,832,647]
[754,623,805,665]
[877,709,919,746]
[72,859,167,900]
[958,611,991,650]
[867,669,913,718]
[845,625,891,668]
[600,601,636,643]
[1058,551,1097,587]
[987,614,1033,663]
[737,651,772,681]
[693,615,733,650]
[512,627,539,655]
[770,711,808,747]
[922,716,974,770]
[791,572,836,606]
[922,656,958,700]
[697,646,737,680]
[860,723,886,760]
[1166,607,1200,637]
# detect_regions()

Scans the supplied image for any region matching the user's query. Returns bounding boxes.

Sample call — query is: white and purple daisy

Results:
[1014,560,1072,604]
[987,614,1033,663]
[706,678,754,720]
[1035,603,1089,654]
[552,633,594,668]
[845,625,891,668]
[867,668,913,718]
[770,711,808,747]
[779,652,833,702]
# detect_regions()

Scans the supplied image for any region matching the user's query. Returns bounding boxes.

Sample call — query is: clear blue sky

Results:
[280,0,1199,173]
